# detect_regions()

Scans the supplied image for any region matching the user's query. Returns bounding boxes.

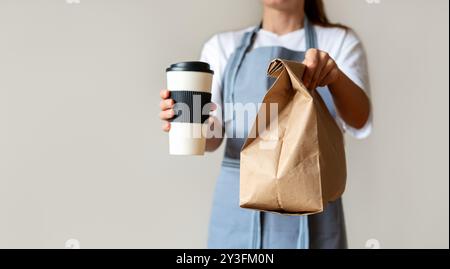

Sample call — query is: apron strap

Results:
[224,27,259,106]
[250,210,262,248]
[297,213,309,249]
[305,16,317,50]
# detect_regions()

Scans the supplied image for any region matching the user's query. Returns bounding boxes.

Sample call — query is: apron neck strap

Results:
[304,16,317,49]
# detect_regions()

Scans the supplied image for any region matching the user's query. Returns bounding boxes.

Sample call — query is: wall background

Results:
[0,0,448,248]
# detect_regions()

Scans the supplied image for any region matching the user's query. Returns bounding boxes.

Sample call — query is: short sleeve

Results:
[334,29,373,139]
[199,35,227,126]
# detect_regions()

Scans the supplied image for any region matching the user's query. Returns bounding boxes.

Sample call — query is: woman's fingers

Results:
[160,89,173,132]
[302,49,320,89]
[160,98,174,110]
[309,51,330,90]
[162,121,170,132]
[160,109,173,132]
[303,49,340,90]
[159,109,175,120]
[160,89,170,99]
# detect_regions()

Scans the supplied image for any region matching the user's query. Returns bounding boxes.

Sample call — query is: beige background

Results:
[0,0,448,249]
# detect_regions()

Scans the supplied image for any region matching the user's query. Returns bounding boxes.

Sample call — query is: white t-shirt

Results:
[200,25,372,139]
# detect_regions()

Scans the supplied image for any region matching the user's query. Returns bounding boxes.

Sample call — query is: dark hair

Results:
[304,0,347,29]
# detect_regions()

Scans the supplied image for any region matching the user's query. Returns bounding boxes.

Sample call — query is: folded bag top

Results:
[239,59,347,215]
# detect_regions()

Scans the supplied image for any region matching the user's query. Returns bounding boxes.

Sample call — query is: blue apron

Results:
[208,17,347,249]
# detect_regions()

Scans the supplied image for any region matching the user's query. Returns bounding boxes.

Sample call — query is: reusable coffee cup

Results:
[166,61,214,155]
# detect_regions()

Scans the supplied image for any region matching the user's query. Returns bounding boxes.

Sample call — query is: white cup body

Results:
[167,71,213,155]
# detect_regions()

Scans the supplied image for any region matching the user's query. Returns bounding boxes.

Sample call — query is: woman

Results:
[160,0,371,249]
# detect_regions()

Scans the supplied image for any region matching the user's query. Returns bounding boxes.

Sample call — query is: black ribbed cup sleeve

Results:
[169,91,212,124]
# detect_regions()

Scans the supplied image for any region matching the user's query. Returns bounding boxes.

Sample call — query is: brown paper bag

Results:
[240,59,347,215]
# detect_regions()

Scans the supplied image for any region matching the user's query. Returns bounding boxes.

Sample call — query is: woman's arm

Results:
[302,48,371,129]
[328,69,371,129]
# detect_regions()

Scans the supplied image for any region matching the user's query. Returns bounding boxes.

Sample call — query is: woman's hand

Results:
[302,48,341,91]
[302,49,371,129]
[159,89,175,132]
